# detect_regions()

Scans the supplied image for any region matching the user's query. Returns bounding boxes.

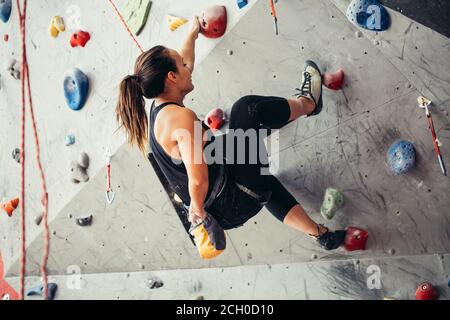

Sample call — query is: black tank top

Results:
[148,101,222,206]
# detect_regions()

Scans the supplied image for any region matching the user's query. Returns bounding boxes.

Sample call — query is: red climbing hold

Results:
[415,282,439,300]
[70,31,91,48]
[3,34,8,42]
[2,198,19,217]
[205,108,224,130]
[199,5,227,39]
[344,226,369,251]
[323,69,345,90]
[0,251,19,300]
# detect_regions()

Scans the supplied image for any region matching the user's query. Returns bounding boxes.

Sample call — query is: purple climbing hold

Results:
[346,0,391,32]
[26,283,58,300]
[0,0,12,23]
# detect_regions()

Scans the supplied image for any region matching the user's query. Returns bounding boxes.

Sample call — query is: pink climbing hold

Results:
[323,69,345,90]
[70,31,91,48]
[344,226,369,251]
[205,108,224,130]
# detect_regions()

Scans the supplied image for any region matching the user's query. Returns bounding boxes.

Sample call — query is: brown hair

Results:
[115,45,178,153]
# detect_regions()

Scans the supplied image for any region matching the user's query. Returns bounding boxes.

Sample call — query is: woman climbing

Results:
[115,17,346,251]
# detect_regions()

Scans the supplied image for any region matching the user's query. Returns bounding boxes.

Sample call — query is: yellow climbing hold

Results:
[49,16,65,38]
[167,15,188,32]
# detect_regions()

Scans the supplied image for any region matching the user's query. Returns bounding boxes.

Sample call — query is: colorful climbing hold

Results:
[12,148,20,163]
[166,14,188,32]
[76,214,93,227]
[199,5,227,39]
[70,31,91,47]
[0,0,12,23]
[205,108,224,130]
[49,16,65,38]
[415,282,439,300]
[64,68,89,111]
[237,0,248,9]
[323,69,345,90]
[346,0,390,32]
[344,226,369,251]
[65,134,76,146]
[26,283,58,300]
[123,0,152,36]
[387,140,416,175]
[320,188,344,220]
[2,198,19,217]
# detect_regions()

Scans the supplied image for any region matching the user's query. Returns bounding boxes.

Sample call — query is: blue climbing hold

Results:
[346,0,390,32]
[64,68,89,111]
[65,134,76,146]
[26,283,58,300]
[0,0,12,23]
[237,0,248,9]
[387,140,416,175]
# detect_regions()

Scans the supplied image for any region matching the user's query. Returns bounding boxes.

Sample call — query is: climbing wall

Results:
[1,0,449,299]
[0,0,257,277]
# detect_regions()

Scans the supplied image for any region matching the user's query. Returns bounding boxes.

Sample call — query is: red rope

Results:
[107,0,144,53]
[16,0,50,300]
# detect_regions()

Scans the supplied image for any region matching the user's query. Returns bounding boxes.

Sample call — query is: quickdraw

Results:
[105,148,115,204]
[418,96,447,176]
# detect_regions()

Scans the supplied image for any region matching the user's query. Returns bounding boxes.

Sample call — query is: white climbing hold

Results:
[388,248,396,255]
[355,30,362,38]
[227,49,233,55]
[311,254,318,260]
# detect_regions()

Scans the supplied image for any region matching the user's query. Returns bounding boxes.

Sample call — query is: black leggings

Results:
[209,95,299,228]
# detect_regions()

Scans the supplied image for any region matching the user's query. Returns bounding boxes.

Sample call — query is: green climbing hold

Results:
[123,0,152,36]
[320,188,344,220]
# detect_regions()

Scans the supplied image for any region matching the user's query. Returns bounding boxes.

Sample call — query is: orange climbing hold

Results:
[2,198,19,217]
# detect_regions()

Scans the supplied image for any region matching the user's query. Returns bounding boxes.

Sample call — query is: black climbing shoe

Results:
[294,60,323,117]
[310,224,346,250]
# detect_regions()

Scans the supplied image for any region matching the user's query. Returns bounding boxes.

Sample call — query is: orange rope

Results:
[107,0,144,53]
[16,0,50,300]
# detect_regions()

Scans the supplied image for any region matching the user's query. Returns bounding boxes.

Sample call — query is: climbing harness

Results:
[105,148,115,204]
[418,96,447,176]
